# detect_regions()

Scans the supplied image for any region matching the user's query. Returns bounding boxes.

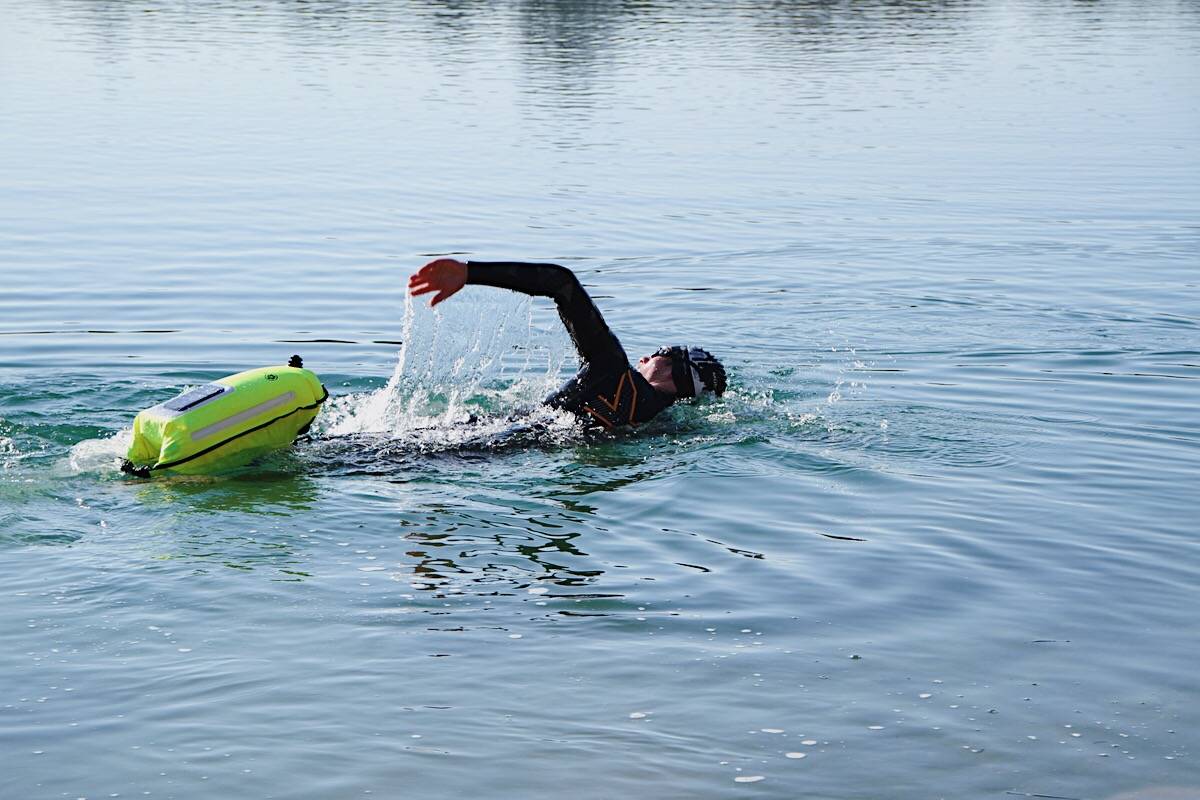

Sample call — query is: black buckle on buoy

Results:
[120,459,152,478]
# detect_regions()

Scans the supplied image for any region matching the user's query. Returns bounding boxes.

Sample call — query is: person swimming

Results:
[408,259,726,431]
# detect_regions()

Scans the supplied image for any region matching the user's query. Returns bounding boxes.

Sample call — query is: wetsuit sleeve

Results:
[466,261,628,371]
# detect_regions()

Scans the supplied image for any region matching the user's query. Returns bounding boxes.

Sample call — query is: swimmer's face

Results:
[637,354,677,395]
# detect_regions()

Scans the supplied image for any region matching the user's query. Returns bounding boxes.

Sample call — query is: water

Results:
[2,1,1199,797]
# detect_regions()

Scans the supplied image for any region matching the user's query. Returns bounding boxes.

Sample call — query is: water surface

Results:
[2,1,1199,798]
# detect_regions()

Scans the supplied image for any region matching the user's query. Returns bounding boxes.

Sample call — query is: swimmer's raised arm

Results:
[408,258,627,372]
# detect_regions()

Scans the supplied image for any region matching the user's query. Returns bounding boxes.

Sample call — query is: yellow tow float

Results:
[121,356,327,477]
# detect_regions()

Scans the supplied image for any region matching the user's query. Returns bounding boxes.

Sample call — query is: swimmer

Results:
[408,259,726,430]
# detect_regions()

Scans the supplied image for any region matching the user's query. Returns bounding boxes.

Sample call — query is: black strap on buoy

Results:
[288,354,303,368]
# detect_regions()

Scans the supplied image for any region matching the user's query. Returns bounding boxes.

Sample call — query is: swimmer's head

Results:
[637,346,726,398]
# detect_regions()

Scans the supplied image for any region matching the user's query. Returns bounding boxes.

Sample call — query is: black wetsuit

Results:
[466,261,676,430]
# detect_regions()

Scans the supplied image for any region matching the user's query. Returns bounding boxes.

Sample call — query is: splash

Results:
[67,429,132,474]
[0,435,16,462]
[317,291,579,451]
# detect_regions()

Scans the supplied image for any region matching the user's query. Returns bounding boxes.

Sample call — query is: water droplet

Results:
[629,712,647,719]
[734,776,765,783]
[785,752,806,759]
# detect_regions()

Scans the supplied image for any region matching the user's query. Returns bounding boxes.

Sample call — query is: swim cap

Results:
[653,346,727,398]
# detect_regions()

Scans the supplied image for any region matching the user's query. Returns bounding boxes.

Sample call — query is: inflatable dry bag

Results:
[122,357,327,476]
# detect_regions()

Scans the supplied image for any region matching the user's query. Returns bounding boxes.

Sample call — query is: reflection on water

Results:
[130,470,320,515]
[57,0,1002,52]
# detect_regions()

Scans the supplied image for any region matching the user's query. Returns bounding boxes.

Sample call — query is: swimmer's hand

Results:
[409,258,467,307]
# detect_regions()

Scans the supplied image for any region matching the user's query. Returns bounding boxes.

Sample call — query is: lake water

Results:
[2,1,1198,798]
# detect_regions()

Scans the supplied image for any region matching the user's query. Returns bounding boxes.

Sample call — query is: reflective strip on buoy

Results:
[190,391,297,442]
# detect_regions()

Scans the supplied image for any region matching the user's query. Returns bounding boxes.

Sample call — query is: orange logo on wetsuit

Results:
[582,369,639,430]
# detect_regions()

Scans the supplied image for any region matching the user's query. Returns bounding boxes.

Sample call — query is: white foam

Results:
[67,429,133,474]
